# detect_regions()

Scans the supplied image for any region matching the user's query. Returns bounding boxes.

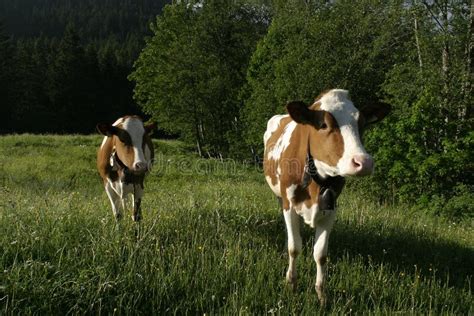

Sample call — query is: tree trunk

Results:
[461,1,474,121]
[195,124,203,157]
[439,0,450,148]
[413,13,423,70]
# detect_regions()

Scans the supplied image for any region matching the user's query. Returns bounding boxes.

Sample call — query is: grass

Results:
[0,134,472,314]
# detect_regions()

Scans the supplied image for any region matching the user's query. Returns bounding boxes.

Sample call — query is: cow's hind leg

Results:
[283,207,302,290]
[105,181,122,220]
[313,210,337,306]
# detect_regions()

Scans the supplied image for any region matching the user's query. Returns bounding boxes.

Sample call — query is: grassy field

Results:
[0,134,472,314]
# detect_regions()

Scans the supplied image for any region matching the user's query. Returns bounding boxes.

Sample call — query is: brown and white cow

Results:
[97,116,155,221]
[263,89,390,305]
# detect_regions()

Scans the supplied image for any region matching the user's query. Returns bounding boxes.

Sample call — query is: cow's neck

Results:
[111,150,144,185]
[300,128,345,210]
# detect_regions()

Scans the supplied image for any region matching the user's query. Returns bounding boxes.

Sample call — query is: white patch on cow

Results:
[105,181,122,218]
[319,89,369,176]
[121,117,147,168]
[268,121,297,161]
[264,114,288,145]
[286,184,297,201]
[295,202,318,228]
[313,159,338,178]
[283,207,302,285]
[265,175,281,197]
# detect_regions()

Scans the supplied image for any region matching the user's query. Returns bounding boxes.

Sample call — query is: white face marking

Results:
[264,114,287,145]
[121,117,147,167]
[318,89,370,176]
[268,121,297,161]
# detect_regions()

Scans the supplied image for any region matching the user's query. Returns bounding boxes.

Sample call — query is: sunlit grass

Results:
[0,134,472,314]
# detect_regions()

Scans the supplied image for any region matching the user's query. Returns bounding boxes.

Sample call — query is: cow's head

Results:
[97,116,156,174]
[287,89,390,177]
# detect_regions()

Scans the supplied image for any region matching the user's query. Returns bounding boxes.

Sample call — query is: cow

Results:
[263,89,390,305]
[96,116,156,222]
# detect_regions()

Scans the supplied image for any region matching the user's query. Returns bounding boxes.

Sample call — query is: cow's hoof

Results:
[114,213,123,221]
[131,214,141,222]
[285,273,297,292]
[316,284,327,306]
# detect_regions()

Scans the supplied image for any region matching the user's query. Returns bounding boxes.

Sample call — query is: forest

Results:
[1,0,473,218]
[0,0,169,134]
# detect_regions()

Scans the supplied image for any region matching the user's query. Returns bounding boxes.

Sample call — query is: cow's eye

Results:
[320,123,328,130]
[117,131,132,146]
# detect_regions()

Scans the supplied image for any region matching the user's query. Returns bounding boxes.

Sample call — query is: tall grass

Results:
[0,134,472,314]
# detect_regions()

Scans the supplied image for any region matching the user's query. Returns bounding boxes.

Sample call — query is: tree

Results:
[130,1,268,156]
[241,1,409,156]
[0,21,15,133]
[372,0,473,217]
[10,38,51,133]
[47,24,98,133]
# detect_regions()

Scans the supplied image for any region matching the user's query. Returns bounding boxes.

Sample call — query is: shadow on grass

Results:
[231,206,473,291]
[329,222,473,289]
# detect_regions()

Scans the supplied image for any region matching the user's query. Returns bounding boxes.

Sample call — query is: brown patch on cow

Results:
[307,112,344,166]
[264,117,316,211]
[97,137,119,183]
[263,95,344,214]
[263,116,294,188]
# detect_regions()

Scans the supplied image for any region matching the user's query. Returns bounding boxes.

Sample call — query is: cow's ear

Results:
[144,122,157,135]
[287,101,325,128]
[361,103,391,125]
[287,101,312,124]
[96,123,117,136]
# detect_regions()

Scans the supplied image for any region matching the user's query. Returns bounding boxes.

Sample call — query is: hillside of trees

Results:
[131,0,473,218]
[0,0,169,133]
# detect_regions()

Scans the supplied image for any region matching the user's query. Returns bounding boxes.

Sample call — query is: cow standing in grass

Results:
[263,89,390,305]
[96,116,155,222]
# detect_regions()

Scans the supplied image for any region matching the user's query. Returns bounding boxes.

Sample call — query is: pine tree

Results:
[0,21,15,133]
[47,24,95,133]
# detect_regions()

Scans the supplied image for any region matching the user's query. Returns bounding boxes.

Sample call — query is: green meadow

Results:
[0,134,472,314]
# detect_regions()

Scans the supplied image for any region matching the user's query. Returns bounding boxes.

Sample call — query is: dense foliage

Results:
[130,1,269,157]
[0,0,169,133]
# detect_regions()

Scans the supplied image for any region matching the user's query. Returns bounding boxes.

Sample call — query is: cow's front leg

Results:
[283,207,302,290]
[132,184,144,222]
[105,181,122,220]
[313,209,336,306]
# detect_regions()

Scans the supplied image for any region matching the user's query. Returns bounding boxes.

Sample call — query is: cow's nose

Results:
[351,154,374,175]
[133,161,147,172]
